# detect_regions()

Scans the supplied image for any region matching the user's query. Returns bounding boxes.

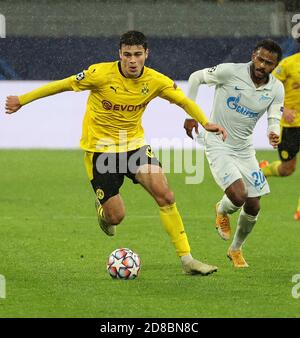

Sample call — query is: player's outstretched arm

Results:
[5,78,73,114]
[158,77,227,140]
[266,83,284,148]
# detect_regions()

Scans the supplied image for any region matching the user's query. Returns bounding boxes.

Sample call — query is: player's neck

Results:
[250,64,269,88]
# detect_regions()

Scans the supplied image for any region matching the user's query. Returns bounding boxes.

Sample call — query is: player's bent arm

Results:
[187,70,206,101]
[267,103,281,135]
[159,79,208,126]
[184,70,207,137]
[267,81,284,136]
[267,116,280,136]
[267,103,282,148]
[158,76,226,140]
[187,64,233,103]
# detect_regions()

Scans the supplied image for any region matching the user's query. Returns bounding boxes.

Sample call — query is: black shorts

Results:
[278,127,300,161]
[85,145,161,203]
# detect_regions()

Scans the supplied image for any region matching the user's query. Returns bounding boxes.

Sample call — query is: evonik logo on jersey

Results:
[227,94,258,118]
[102,100,149,112]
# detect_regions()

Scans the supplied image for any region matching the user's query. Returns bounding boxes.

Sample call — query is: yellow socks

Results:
[159,203,191,257]
[97,204,109,223]
[262,160,281,177]
[99,206,105,218]
[297,197,300,212]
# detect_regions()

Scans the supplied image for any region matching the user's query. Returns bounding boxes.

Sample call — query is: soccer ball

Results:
[107,248,141,280]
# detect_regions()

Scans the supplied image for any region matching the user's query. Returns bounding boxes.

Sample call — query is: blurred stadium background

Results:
[0,0,300,319]
[0,0,300,148]
[1,0,300,149]
[1,0,300,79]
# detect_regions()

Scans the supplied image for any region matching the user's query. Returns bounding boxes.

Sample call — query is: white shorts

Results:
[205,146,270,198]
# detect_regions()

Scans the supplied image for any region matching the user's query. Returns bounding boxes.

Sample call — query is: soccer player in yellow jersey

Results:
[5,31,227,275]
[259,42,300,220]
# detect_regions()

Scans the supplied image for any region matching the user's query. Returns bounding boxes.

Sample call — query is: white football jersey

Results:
[191,62,284,151]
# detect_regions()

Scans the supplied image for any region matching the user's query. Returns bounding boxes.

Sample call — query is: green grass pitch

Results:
[0,149,299,318]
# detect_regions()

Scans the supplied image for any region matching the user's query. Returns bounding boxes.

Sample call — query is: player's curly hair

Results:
[119,31,148,50]
[253,39,282,61]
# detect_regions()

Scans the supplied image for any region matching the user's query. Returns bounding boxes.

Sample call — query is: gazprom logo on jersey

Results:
[227,94,258,118]
[102,100,149,111]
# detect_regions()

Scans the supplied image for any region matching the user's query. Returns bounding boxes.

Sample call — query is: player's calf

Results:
[95,198,117,236]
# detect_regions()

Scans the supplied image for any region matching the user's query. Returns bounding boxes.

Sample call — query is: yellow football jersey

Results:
[69,61,187,152]
[272,53,300,127]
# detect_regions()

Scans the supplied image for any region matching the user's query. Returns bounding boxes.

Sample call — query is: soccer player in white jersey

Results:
[184,40,284,268]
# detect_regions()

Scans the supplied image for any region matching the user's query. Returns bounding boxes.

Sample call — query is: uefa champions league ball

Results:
[107,248,141,280]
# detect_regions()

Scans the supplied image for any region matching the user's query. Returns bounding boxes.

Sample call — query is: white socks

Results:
[218,194,241,215]
[230,208,258,250]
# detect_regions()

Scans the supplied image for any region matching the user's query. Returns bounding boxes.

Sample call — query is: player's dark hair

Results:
[253,39,282,61]
[119,31,148,50]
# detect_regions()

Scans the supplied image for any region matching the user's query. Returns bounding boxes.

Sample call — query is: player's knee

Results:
[280,164,296,176]
[164,190,175,205]
[155,189,175,206]
[231,192,247,207]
